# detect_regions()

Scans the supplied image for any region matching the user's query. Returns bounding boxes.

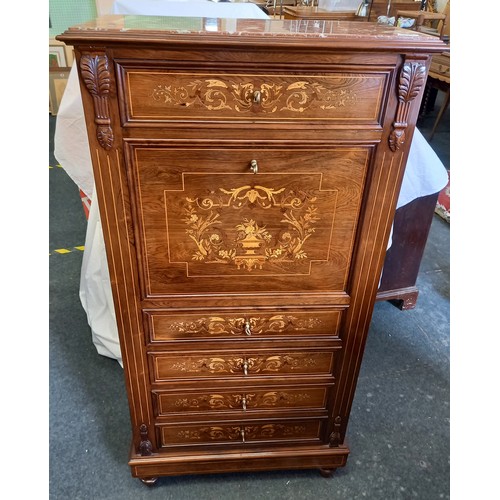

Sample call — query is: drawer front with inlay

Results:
[150,351,336,382]
[157,419,323,447]
[117,65,387,125]
[153,385,329,416]
[145,309,342,342]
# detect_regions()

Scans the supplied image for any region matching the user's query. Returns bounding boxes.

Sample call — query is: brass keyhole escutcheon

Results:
[244,320,252,336]
[250,160,258,174]
[253,90,261,104]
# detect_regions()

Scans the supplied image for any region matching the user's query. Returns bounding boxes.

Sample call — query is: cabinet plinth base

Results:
[129,444,349,480]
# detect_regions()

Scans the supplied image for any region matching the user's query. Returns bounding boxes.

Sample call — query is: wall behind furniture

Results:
[49,0,97,37]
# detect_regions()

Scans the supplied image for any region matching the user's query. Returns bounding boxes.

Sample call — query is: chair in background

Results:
[421,51,450,141]
[417,1,450,140]
[395,0,449,40]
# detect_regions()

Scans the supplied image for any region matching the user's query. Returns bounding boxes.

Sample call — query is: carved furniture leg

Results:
[140,477,158,486]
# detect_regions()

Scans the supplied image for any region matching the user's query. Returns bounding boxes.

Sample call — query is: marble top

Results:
[57,15,447,52]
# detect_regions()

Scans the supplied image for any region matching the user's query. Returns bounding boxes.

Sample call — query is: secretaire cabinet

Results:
[57,16,446,485]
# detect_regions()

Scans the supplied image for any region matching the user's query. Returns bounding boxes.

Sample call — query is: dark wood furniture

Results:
[376,192,439,309]
[57,16,445,485]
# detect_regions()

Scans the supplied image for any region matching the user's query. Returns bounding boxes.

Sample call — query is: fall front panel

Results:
[127,144,371,297]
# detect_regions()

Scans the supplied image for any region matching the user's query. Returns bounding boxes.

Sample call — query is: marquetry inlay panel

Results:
[119,68,386,124]
[146,309,341,341]
[150,351,335,382]
[130,145,369,296]
[158,420,322,447]
[154,387,328,415]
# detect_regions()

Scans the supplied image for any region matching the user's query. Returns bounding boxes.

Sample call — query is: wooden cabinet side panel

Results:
[75,47,155,451]
[330,55,432,441]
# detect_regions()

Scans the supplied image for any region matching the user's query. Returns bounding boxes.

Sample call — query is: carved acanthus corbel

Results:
[389,61,426,152]
[80,53,114,150]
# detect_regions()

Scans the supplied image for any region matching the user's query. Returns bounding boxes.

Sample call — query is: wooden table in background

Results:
[282,7,357,20]
[368,1,421,21]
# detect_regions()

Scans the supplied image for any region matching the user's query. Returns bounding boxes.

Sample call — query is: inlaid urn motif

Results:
[181,183,321,272]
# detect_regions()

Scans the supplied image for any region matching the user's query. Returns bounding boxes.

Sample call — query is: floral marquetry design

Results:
[164,314,323,337]
[172,393,245,410]
[183,184,320,271]
[245,424,308,439]
[168,355,316,375]
[258,391,312,407]
[157,387,325,415]
[170,391,312,410]
[149,149,367,289]
[163,423,316,445]
[176,426,242,441]
[154,352,332,381]
[150,78,358,115]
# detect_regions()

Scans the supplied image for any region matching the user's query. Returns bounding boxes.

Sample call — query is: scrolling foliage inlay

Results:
[165,314,323,337]
[389,61,426,152]
[171,390,312,411]
[169,354,318,375]
[183,184,320,272]
[80,53,114,150]
[151,79,357,114]
[175,423,308,442]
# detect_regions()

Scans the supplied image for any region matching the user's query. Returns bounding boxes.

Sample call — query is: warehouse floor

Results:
[49,94,450,499]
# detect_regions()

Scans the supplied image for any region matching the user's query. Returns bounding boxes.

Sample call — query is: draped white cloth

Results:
[54,3,448,365]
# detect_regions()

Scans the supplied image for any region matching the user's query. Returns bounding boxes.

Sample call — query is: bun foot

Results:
[319,468,336,478]
[140,477,158,486]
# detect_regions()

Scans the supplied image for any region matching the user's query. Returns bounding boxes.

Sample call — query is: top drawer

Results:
[116,63,388,126]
